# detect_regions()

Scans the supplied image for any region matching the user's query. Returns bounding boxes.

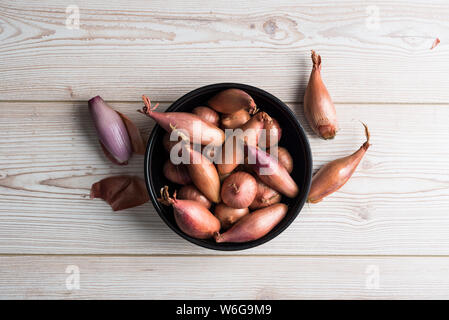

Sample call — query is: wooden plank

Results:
[1,255,449,299]
[1,0,448,102]
[1,101,449,255]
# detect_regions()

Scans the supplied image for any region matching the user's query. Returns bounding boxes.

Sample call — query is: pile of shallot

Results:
[139,89,296,243]
[87,50,371,245]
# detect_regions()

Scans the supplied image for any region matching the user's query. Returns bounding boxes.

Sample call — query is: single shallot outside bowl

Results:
[144,83,312,251]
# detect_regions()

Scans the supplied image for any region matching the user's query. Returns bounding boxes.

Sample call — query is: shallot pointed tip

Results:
[360,122,370,150]
[311,50,321,67]
[214,232,224,243]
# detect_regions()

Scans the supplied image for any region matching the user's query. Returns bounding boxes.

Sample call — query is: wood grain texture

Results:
[1,255,449,299]
[1,101,449,255]
[1,0,449,102]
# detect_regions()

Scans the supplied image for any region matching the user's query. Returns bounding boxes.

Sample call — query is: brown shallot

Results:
[214,204,249,230]
[308,123,370,203]
[159,186,220,239]
[221,172,257,209]
[177,185,212,209]
[221,109,251,129]
[208,88,257,114]
[139,95,224,146]
[215,203,288,243]
[303,50,338,139]
[163,160,192,185]
[90,175,149,211]
[246,144,299,198]
[192,106,220,126]
[268,146,293,173]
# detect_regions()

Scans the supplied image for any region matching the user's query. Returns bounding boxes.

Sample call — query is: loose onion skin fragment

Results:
[192,106,220,126]
[221,109,251,129]
[308,123,370,203]
[304,50,338,139]
[208,89,257,114]
[249,178,282,210]
[89,96,132,164]
[246,144,299,198]
[177,185,212,209]
[90,175,149,211]
[139,95,224,146]
[215,203,288,243]
[221,172,257,209]
[214,204,249,230]
[163,160,192,185]
[159,186,220,239]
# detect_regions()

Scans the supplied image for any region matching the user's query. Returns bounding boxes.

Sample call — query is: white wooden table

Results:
[1,0,449,299]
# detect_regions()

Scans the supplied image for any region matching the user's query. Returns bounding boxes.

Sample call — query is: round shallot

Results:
[221,172,257,209]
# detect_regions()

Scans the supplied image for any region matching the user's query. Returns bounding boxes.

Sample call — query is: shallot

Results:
[208,88,257,114]
[192,106,220,126]
[221,109,251,129]
[221,172,257,209]
[89,96,132,164]
[215,203,288,243]
[163,160,192,185]
[304,50,338,139]
[139,95,225,146]
[90,175,149,211]
[246,144,299,198]
[159,186,220,239]
[308,123,370,203]
[214,204,249,230]
[177,185,212,209]
[268,146,293,173]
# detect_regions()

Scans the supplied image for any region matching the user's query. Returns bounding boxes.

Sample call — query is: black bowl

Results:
[144,83,312,251]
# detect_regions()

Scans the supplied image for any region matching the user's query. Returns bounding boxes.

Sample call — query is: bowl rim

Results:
[144,83,312,251]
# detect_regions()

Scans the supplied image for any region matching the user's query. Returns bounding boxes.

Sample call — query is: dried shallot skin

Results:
[90,175,149,211]
[304,50,338,139]
[307,124,370,203]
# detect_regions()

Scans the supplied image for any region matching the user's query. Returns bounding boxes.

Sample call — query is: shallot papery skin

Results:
[215,203,288,243]
[90,175,149,211]
[221,109,251,129]
[259,118,282,149]
[185,144,221,203]
[208,88,257,114]
[221,172,257,209]
[246,144,299,198]
[139,95,225,146]
[192,106,220,127]
[304,50,338,139]
[214,203,249,230]
[116,111,146,155]
[177,185,212,209]
[89,96,132,164]
[159,186,220,239]
[249,178,282,210]
[308,123,370,203]
[163,160,192,185]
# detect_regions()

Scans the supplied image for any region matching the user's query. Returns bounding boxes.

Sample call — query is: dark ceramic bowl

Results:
[144,83,312,251]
